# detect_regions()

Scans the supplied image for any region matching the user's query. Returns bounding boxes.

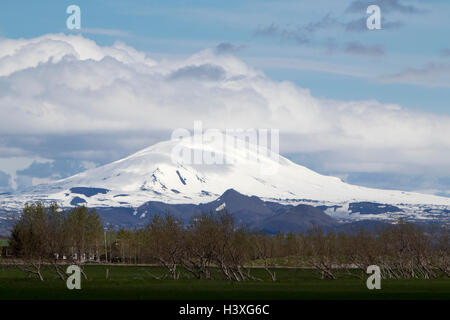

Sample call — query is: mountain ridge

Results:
[0,134,449,227]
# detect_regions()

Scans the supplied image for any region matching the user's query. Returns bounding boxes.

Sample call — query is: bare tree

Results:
[9,203,51,281]
[46,203,69,281]
[253,233,277,281]
[144,214,183,280]
[65,206,103,279]
[304,227,338,280]
[180,213,218,279]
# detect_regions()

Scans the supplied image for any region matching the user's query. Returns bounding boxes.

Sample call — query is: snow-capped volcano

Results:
[1,133,449,214]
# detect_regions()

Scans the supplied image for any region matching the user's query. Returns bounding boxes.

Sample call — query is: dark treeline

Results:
[5,203,449,282]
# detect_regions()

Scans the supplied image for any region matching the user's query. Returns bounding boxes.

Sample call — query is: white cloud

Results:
[0,33,156,77]
[0,33,449,180]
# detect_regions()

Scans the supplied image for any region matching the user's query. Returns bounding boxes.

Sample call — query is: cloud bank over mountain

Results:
[0,33,449,192]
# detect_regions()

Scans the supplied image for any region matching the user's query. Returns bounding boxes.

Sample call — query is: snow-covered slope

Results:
[1,134,449,216]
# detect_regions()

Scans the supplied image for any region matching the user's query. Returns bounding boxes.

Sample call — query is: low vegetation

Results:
[0,265,449,300]
[2,203,449,285]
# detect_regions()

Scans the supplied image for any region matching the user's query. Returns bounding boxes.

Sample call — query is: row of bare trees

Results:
[8,203,103,281]
[114,213,258,281]
[112,213,449,281]
[5,203,449,282]
[287,224,449,280]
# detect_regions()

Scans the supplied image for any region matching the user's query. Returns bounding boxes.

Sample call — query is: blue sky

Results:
[0,0,449,195]
[1,0,449,113]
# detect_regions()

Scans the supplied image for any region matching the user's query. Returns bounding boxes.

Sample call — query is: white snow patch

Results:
[216,202,226,211]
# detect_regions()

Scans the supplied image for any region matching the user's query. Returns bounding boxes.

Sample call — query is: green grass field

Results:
[0,265,448,300]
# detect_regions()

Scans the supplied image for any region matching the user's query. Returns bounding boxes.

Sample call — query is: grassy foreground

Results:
[0,265,448,300]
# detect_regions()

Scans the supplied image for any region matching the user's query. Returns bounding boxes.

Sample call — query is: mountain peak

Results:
[220,188,247,199]
[1,134,449,213]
